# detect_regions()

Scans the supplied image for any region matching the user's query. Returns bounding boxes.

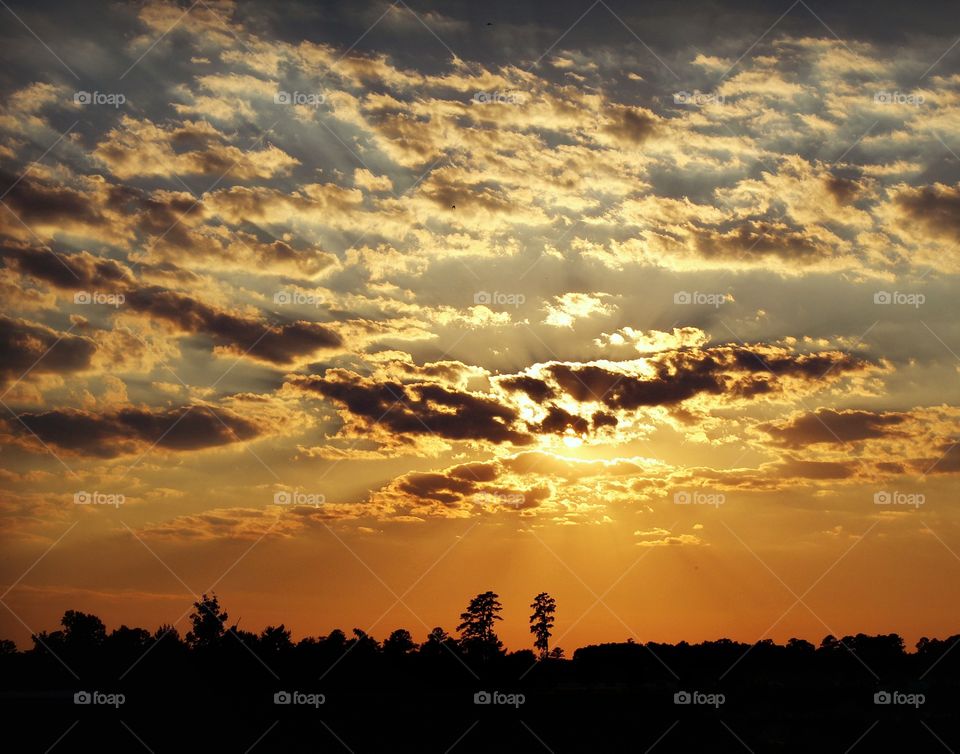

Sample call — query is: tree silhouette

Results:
[61,609,106,648]
[185,594,229,649]
[383,628,416,656]
[420,626,455,657]
[6,590,960,754]
[348,627,380,657]
[529,592,557,659]
[457,590,503,657]
[259,624,292,654]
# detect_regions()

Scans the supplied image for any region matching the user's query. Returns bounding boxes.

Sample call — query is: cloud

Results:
[891,182,960,241]
[289,369,535,449]
[353,168,394,192]
[760,409,908,447]
[635,529,703,547]
[542,292,615,328]
[539,344,876,411]
[7,403,262,458]
[288,342,879,457]
[93,117,299,180]
[0,316,97,388]
[601,105,660,146]
[123,286,343,365]
[1,241,133,291]
[594,327,710,353]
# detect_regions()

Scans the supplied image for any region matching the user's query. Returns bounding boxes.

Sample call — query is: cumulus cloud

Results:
[7,403,262,458]
[760,409,909,447]
[0,315,97,388]
[93,117,299,180]
[124,286,343,364]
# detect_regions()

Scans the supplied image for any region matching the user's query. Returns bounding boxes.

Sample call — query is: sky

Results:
[2,0,960,653]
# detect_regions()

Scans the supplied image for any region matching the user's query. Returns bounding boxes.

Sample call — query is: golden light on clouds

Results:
[1,0,959,664]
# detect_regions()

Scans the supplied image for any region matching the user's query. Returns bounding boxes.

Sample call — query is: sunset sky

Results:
[2,0,960,653]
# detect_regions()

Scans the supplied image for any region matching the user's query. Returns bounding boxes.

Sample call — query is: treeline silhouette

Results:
[3,591,959,752]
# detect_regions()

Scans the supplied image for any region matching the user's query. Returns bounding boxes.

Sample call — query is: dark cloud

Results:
[0,242,338,365]
[290,370,535,446]
[532,404,590,435]
[761,409,907,448]
[124,286,342,364]
[592,411,618,429]
[894,183,960,241]
[912,441,960,475]
[776,457,857,480]
[692,222,831,262]
[498,375,556,402]
[545,344,868,410]
[8,404,261,458]
[292,345,874,450]
[1,241,132,291]
[397,471,477,504]
[0,172,107,229]
[420,176,517,214]
[0,315,97,387]
[825,175,863,204]
[384,459,549,512]
[602,105,658,145]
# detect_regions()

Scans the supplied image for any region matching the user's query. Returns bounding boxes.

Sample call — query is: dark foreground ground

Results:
[1,632,958,752]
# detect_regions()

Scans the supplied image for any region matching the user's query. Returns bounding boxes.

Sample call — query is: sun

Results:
[562,429,583,448]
